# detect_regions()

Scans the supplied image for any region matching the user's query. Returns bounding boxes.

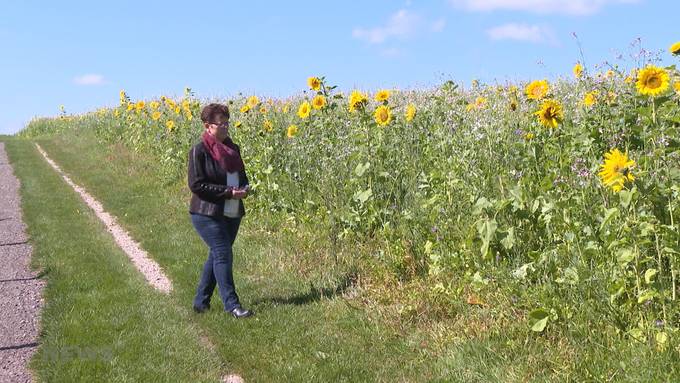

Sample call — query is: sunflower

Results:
[307,77,321,91]
[670,42,680,55]
[263,119,273,132]
[126,102,133,112]
[135,100,146,112]
[234,121,242,128]
[166,120,176,132]
[534,99,563,128]
[297,101,311,119]
[150,101,160,110]
[674,82,680,94]
[405,104,416,122]
[119,90,128,105]
[573,63,583,79]
[349,90,368,112]
[374,105,391,126]
[583,91,597,107]
[287,124,298,138]
[525,80,549,100]
[247,96,260,108]
[240,104,250,113]
[151,111,161,121]
[312,95,326,110]
[374,89,391,102]
[636,65,670,96]
[598,149,635,192]
[466,96,487,111]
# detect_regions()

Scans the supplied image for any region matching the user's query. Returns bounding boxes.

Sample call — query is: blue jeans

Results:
[190,213,242,311]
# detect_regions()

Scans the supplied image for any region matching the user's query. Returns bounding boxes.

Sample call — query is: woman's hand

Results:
[231,188,248,199]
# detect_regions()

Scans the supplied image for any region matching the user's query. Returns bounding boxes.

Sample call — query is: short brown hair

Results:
[200,103,230,123]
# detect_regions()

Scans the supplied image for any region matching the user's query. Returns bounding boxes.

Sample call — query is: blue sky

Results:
[1,0,677,134]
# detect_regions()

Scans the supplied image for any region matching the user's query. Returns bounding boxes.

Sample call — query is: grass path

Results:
[3,137,227,382]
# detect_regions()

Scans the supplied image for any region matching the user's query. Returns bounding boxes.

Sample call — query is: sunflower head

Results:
[405,104,416,122]
[598,149,636,192]
[312,95,326,110]
[349,90,368,112]
[583,91,598,107]
[240,104,250,113]
[307,77,322,91]
[573,63,583,79]
[374,105,392,126]
[669,42,680,56]
[674,82,680,94]
[287,124,299,138]
[297,101,311,119]
[534,99,563,128]
[152,111,161,121]
[374,89,391,102]
[636,65,670,96]
[263,119,273,132]
[247,96,260,108]
[166,120,176,132]
[525,80,549,100]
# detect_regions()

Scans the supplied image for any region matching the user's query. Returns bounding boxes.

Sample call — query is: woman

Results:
[187,103,253,318]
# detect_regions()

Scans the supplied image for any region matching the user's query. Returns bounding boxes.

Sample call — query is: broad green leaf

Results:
[528,308,549,332]
[644,268,658,284]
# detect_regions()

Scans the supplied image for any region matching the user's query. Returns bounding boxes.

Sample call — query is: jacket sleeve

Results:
[188,146,234,200]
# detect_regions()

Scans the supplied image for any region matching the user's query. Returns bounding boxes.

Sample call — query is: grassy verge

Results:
[2,137,225,382]
[8,128,679,382]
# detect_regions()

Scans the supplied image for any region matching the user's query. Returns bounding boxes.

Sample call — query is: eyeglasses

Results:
[209,121,229,129]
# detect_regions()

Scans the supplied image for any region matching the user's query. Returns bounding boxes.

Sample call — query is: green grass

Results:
[4,129,679,382]
[2,137,225,382]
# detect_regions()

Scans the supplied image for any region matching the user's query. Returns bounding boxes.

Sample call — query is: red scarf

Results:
[201,132,244,172]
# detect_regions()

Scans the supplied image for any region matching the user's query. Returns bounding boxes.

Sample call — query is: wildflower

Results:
[126,102,134,112]
[509,100,518,111]
[405,104,416,122]
[374,89,390,102]
[247,96,260,108]
[583,91,598,107]
[374,105,391,126]
[534,99,563,128]
[135,101,145,112]
[636,65,670,96]
[349,90,368,112]
[150,101,160,109]
[312,95,326,110]
[466,97,486,111]
[166,120,176,132]
[234,121,242,128]
[287,124,298,138]
[263,119,273,132]
[598,148,635,192]
[674,82,680,94]
[152,111,161,121]
[297,101,311,119]
[669,41,680,55]
[259,106,267,114]
[119,90,128,105]
[240,104,250,113]
[525,80,549,100]
[307,77,321,91]
[573,63,583,79]
[525,132,534,140]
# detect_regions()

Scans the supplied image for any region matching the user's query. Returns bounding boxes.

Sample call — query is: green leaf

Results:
[619,189,634,209]
[472,197,493,216]
[501,227,515,250]
[477,218,497,260]
[354,162,370,177]
[644,268,658,284]
[528,308,550,332]
[599,207,619,232]
[354,188,372,204]
[617,248,635,266]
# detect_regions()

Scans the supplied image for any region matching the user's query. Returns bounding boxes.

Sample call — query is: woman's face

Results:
[206,115,229,141]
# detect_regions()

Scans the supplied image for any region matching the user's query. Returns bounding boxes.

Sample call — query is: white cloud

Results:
[352,10,445,44]
[353,10,420,44]
[73,74,105,86]
[486,23,556,44]
[431,18,447,33]
[449,0,640,15]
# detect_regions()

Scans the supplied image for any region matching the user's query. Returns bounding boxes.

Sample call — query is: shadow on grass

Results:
[253,271,358,306]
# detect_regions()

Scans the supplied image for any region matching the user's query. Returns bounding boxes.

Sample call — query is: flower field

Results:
[21,46,680,348]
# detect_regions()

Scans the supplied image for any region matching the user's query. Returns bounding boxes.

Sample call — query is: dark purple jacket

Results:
[187,141,248,217]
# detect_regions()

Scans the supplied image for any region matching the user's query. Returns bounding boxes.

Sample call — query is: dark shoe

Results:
[193,304,210,314]
[230,307,253,318]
